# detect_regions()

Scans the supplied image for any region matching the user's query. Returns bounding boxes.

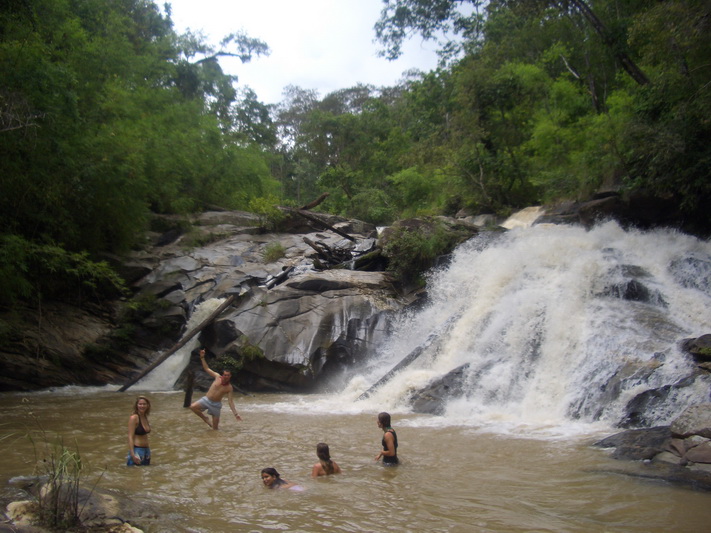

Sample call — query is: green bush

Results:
[248,196,286,231]
[382,220,461,285]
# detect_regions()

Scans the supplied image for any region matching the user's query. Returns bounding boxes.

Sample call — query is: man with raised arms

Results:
[189,349,242,429]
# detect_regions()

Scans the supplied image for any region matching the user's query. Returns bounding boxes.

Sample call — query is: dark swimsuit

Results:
[134,415,150,436]
[382,428,399,465]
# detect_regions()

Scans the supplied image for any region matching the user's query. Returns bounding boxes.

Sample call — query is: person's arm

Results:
[375,431,396,461]
[311,463,321,478]
[199,349,219,378]
[127,414,140,464]
[226,389,242,421]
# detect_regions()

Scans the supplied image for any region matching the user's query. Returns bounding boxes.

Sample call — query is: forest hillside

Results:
[1,0,709,348]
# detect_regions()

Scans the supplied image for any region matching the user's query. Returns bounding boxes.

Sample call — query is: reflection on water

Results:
[0,390,709,533]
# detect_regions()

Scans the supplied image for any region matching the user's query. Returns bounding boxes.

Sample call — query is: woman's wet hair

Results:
[261,467,288,487]
[316,442,334,474]
[133,396,151,416]
[261,467,280,478]
[378,412,391,427]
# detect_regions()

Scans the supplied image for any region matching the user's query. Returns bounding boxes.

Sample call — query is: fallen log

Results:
[290,208,356,241]
[303,237,329,259]
[118,294,237,392]
[357,311,463,400]
[265,265,295,289]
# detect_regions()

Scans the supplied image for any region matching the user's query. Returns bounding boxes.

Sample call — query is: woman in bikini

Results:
[311,442,342,477]
[127,396,151,466]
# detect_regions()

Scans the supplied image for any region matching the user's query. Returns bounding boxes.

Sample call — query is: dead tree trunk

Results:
[118,294,237,392]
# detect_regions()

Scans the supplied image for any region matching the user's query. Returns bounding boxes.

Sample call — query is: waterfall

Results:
[131,298,226,391]
[356,221,711,432]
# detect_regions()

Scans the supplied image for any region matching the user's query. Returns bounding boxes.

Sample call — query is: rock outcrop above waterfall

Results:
[594,403,711,491]
[533,190,695,233]
[0,209,478,392]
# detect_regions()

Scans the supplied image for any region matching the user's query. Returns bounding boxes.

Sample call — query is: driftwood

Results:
[265,266,295,289]
[303,237,352,265]
[357,311,463,401]
[300,193,330,210]
[290,208,356,242]
[118,294,238,392]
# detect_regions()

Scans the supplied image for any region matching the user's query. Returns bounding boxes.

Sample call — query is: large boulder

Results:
[671,403,711,439]
[594,426,672,460]
[203,270,409,391]
[594,404,711,491]
[118,213,417,393]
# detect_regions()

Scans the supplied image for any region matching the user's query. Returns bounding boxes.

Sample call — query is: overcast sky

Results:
[165,0,441,105]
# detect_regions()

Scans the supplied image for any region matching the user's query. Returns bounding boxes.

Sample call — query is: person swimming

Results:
[312,442,342,477]
[261,467,304,491]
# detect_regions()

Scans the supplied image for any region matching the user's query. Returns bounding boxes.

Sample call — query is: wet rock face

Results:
[409,364,471,415]
[594,404,711,492]
[198,270,408,391]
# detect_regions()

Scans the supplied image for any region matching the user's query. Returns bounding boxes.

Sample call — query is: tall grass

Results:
[27,424,105,531]
[29,430,83,530]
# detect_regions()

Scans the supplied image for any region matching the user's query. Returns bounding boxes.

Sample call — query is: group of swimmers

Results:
[127,350,400,486]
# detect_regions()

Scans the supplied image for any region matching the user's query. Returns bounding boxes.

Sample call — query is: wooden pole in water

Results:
[183,369,195,408]
[118,294,237,392]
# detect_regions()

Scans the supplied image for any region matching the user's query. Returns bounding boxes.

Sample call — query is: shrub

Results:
[382,220,462,285]
[249,196,286,231]
[262,242,286,263]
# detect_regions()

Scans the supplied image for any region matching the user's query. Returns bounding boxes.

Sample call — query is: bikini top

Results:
[134,415,150,436]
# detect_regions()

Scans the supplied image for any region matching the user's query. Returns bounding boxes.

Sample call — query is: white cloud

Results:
[165,0,440,104]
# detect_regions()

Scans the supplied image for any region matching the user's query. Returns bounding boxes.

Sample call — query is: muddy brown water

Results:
[0,389,709,532]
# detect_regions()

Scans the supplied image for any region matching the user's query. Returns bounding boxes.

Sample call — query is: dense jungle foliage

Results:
[1,0,709,310]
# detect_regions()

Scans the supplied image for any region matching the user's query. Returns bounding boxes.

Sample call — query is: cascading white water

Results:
[354,221,711,433]
[131,298,227,391]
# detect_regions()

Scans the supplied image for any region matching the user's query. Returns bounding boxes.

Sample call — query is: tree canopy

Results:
[276,0,710,228]
[0,0,278,306]
[1,0,709,310]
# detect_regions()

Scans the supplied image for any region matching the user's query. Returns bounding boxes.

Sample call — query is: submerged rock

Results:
[594,404,711,491]
[409,364,470,415]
